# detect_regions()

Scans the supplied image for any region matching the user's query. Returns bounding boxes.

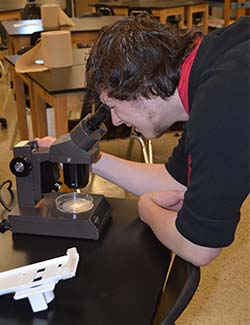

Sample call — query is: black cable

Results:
[0,179,14,233]
[0,219,10,233]
[0,179,14,212]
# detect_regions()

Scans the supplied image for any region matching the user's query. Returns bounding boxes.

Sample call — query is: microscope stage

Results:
[9,193,112,240]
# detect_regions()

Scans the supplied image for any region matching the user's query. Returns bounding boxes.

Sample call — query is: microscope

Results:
[8,104,112,240]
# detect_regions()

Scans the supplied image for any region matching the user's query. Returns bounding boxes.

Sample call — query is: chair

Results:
[16,31,41,113]
[95,4,115,16]
[20,2,41,20]
[192,13,203,27]
[0,117,7,129]
[17,31,41,55]
[166,16,182,28]
[16,3,42,54]
[155,254,200,325]
[128,7,152,16]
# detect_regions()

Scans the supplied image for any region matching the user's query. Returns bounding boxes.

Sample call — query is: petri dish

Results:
[55,192,94,214]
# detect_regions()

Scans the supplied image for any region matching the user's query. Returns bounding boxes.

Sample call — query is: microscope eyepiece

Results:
[86,104,110,130]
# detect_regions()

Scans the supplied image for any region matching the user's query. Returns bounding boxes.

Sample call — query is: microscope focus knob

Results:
[9,157,32,177]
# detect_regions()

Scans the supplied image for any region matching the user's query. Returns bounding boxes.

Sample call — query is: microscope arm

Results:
[49,103,110,164]
[49,132,100,165]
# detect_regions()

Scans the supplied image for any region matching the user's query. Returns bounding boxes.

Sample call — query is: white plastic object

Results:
[0,247,79,312]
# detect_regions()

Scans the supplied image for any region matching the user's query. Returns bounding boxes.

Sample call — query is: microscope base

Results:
[9,193,112,240]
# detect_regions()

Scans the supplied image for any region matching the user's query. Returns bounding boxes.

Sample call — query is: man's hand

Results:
[138,190,185,224]
[35,136,56,147]
[35,136,102,165]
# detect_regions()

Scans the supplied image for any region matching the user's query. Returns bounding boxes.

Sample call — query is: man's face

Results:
[100,91,175,139]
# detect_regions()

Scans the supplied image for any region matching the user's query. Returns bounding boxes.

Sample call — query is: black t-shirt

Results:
[166,17,250,247]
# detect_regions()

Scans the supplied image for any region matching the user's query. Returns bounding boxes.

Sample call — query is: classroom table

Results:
[89,0,209,33]
[2,16,123,55]
[0,196,172,325]
[5,48,90,139]
[0,0,26,21]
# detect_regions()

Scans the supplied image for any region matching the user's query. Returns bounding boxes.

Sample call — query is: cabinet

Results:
[209,0,249,26]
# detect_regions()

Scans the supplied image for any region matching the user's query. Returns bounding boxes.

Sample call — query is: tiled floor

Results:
[0,71,249,324]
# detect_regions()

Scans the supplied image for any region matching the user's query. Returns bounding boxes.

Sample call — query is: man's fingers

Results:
[35,136,56,147]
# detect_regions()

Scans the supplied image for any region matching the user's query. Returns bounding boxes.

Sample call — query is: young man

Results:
[39,15,249,266]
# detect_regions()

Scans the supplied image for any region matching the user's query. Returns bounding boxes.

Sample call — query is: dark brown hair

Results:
[86,14,203,100]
